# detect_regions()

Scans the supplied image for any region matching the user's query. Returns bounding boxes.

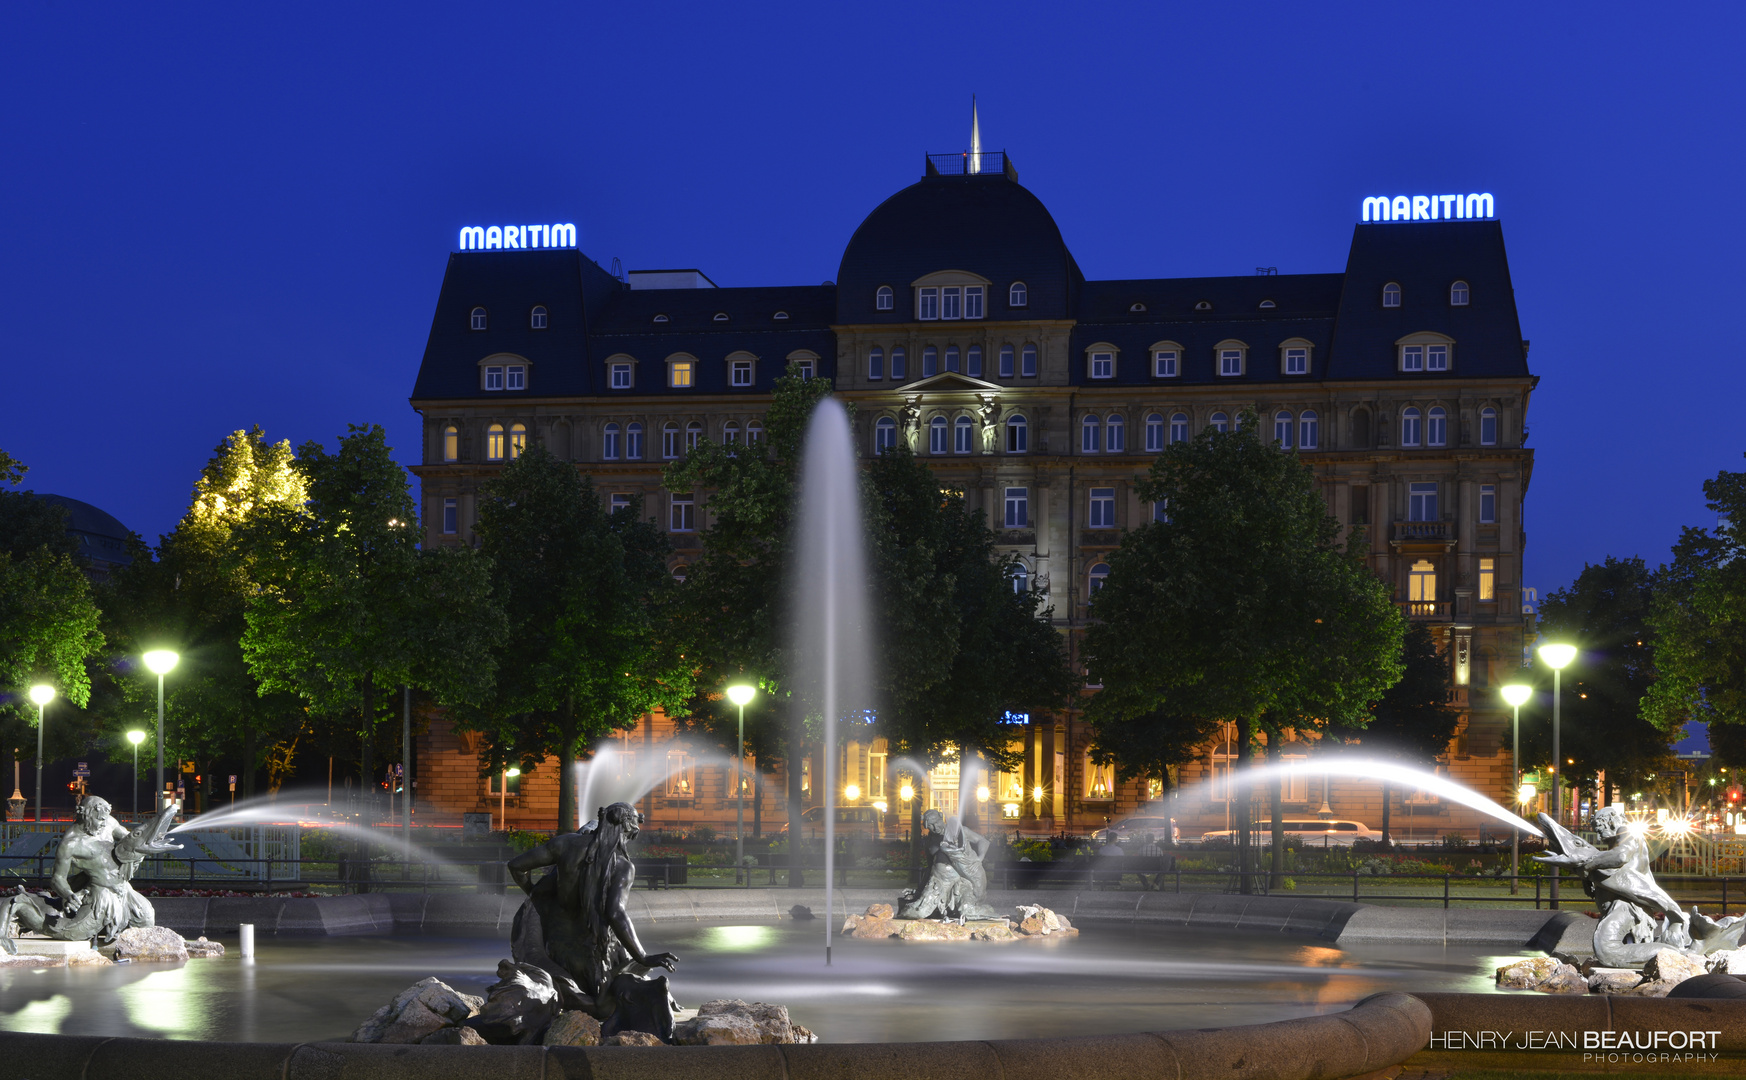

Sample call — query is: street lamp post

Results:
[1538,643,1578,909]
[1500,683,1533,895]
[126,730,147,818]
[726,684,757,886]
[501,766,519,830]
[142,651,179,811]
[28,686,54,824]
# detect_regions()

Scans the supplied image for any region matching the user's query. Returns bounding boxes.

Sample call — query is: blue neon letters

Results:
[1361,194,1494,222]
[459,223,578,250]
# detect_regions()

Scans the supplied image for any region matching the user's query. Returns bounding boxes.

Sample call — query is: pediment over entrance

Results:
[892,372,1005,395]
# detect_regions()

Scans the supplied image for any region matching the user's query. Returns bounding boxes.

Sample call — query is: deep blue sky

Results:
[3,3,1742,600]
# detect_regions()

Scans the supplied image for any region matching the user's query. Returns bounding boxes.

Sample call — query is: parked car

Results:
[1197,819,1375,847]
[1090,815,1179,846]
[780,804,887,840]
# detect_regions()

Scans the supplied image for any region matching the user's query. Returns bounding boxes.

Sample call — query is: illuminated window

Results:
[602,423,620,460]
[665,751,695,796]
[1145,413,1164,452]
[470,307,487,330]
[944,345,960,373]
[1274,411,1294,448]
[1208,412,1229,433]
[1089,351,1114,379]
[442,426,458,462]
[1021,343,1037,377]
[1009,282,1027,307]
[686,421,703,451]
[1006,413,1028,453]
[486,424,505,461]
[1298,410,1319,450]
[1382,282,1401,308]
[954,415,974,454]
[1479,557,1496,601]
[918,287,940,320]
[1088,487,1115,528]
[875,417,897,454]
[731,359,753,387]
[923,346,938,377]
[506,365,525,391]
[1088,562,1110,592]
[930,416,949,454]
[1427,407,1447,447]
[999,344,1014,377]
[1450,280,1470,306]
[1154,349,1178,377]
[890,347,907,380]
[625,423,643,459]
[1401,408,1422,447]
[669,360,693,388]
[746,421,763,446]
[966,344,982,377]
[964,286,984,319]
[868,347,884,380]
[1004,487,1028,528]
[1105,414,1125,452]
[1480,407,1498,446]
[876,286,894,311]
[1409,559,1437,610]
[662,423,681,459]
[669,493,695,533]
[1480,483,1496,524]
[1082,414,1101,453]
[530,306,548,329]
[442,498,457,535]
[610,362,632,389]
[484,366,504,391]
[1409,482,1438,521]
[1170,413,1188,443]
[508,423,526,459]
[1084,755,1114,800]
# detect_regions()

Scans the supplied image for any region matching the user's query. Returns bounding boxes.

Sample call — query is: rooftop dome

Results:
[836,170,1082,324]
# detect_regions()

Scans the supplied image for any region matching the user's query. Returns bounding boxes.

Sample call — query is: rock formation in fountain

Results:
[1536,804,1746,969]
[0,794,182,953]
[895,808,998,922]
[504,801,681,1042]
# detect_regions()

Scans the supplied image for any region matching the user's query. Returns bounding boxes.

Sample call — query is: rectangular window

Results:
[1427,344,1448,371]
[792,358,815,379]
[922,347,938,377]
[1299,412,1319,449]
[1284,348,1307,375]
[1409,559,1437,607]
[1090,352,1114,379]
[1021,344,1037,377]
[610,493,631,515]
[1409,482,1438,522]
[999,344,1014,377]
[1350,485,1369,525]
[669,493,695,532]
[1401,345,1424,371]
[488,770,521,796]
[964,286,984,319]
[485,366,505,390]
[1480,410,1498,446]
[1153,500,1170,523]
[1219,349,1243,376]
[443,428,459,461]
[890,347,906,380]
[731,360,753,386]
[1170,415,1188,443]
[1088,487,1115,529]
[1154,350,1178,377]
[918,287,940,320]
[506,365,526,390]
[1004,487,1028,528]
[626,425,643,459]
[941,286,962,320]
[868,348,883,380]
[665,751,694,797]
[442,498,457,535]
[610,363,632,389]
[670,361,693,388]
[966,345,982,377]
[1479,557,1496,602]
[944,345,959,373]
[1480,483,1496,524]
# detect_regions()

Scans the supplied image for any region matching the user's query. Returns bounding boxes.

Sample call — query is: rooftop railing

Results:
[925,150,1017,180]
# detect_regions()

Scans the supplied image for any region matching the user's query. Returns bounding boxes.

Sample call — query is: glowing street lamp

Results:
[500,766,520,828]
[1538,642,1578,908]
[726,683,756,884]
[1517,782,1539,804]
[142,650,179,811]
[844,784,861,801]
[1501,682,1533,893]
[28,685,54,823]
[126,730,147,818]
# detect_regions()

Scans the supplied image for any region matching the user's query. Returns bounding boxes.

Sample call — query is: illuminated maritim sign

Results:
[459,223,577,250]
[1362,193,1495,222]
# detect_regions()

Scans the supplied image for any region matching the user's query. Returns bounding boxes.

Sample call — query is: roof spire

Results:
[969,95,981,174]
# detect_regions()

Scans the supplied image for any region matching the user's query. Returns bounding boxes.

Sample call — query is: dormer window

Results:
[1150,341,1182,378]
[653,313,669,324]
[669,359,694,388]
[713,312,729,322]
[1382,282,1402,307]
[1259,299,1276,309]
[1087,347,1115,379]
[1278,338,1313,376]
[470,307,487,330]
[773,311,789,320]
[941,287,962,320]
[1128,302,1146,313]
[1398,333,1453,372]
[876,286,894,311]
[484,366,504,391]
[964,286,984,319]
[1009,282,1028,307]
[1215,340,1248,377]
[918,287,940,320]
[1194,300,1212,311]
[506,365,525,390]
[530,305,548,329]
[1450,280,1470,306]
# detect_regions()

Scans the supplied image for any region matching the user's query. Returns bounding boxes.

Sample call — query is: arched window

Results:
[508,423,527,459]
[1082,413,1101,453]
[603,423,621,460]
[1105,414,1125,453]
[1009,282,1028,307]
[966,344,982,377]
[876,286,894,311]
[1351,407,1372,448]
[1088,562,1111,593]
[1274,410,1294,448]
[1450,280,1470,306]
[686,420,704,451]
[470,307,487,330]
[922,346,938,377]
[1426,406,1447,447]
[723,422,740,445]
[626,422,644,460]
[746,421,764,446]
[530,305,548,329]
[1401,407,1422,447]
[1144,413,1164,453]
[1480,407,1498,446]
[1010,562,1030,593]
[875,417,897,454]
[442,425,458,462]
[868,347,884,380]
[662,422,681,459]
[890,347,907,380]
[954,415,974,454]
[945,345,960,373]
[1382,282,1401,308]
[1298,410,1319,450]
[1006,413,1028,453]
[1209,412,1229,433]
[486,423,505,461]
[1170,413,1188,444]
[930,415,949,454]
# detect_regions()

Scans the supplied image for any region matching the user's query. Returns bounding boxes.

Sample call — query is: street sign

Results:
[73,762,89,778]
[229,774,237,787]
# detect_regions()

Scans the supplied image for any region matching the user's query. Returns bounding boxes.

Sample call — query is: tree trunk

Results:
[786,743,804,888]
[556,695,576,834]
[1268,736,1285,890]
[1236,719,1254,895]
[356,675,375,892]
[1380,781,1393,848]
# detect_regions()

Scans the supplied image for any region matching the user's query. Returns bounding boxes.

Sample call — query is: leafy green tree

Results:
[241,425,501,811]
[0,449,105,807]
[468,444,690,832]
[1646,459,1746,770]
[1082,412,1404,890]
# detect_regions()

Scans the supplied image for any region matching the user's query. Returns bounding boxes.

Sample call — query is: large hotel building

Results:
[408,151,1536,841]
